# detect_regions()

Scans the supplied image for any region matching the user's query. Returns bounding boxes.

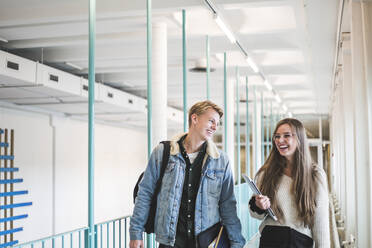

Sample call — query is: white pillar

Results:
[351,2,372,246]
[336,87,345,215]
[152,22,167,145]
[341,38,356,238]
[252,90,262,173]
[317,117,323,169]
[226,79,235,179]
[361,3,372,243]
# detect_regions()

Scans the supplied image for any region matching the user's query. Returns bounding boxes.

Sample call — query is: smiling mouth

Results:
[207,130,214,135]
[279,145,289,151]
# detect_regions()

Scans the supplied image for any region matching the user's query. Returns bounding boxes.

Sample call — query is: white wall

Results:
[0,106,147,243]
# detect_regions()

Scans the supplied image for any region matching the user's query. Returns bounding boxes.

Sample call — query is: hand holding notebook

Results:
[242,174,278,221]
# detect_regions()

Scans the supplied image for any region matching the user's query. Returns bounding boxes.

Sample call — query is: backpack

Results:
[133,141,171,234]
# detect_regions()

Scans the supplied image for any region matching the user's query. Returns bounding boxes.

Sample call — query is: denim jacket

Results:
[130,133,246,247]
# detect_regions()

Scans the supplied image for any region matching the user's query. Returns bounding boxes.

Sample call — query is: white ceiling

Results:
[0,0,338,125]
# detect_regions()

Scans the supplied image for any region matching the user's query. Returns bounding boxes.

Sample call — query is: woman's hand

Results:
[255,194,271,210]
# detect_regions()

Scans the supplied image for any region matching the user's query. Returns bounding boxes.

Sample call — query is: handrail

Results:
[11,188,258,248]
[95,215,131,226]
[12,216,132,248]
[14,226,88,248]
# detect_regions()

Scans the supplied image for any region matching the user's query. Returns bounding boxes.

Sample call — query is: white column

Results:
[152,22,167,145]
[226,79,235,179]
[361,3,372,243]
[341,38,356,238]
[336,85,346,218]
[252,90,262,173]
[317,117,323,169]
[351,2,372,246]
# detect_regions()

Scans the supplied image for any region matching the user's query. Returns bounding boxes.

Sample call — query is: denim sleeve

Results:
[218,155,246,248]
[129,144,163,240]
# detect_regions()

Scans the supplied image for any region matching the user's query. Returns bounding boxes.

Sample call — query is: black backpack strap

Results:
[152,141,171,199]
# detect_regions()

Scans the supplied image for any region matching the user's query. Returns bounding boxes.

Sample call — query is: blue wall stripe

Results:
[0,167,19,172]
[0,214,28,223]
[0,227,23,236]
[0,190,28,197]
[0,155,14,160]
[0,202,33,210]
[0,142,9,147]
[0,178,23,184]
[0,240,18,248]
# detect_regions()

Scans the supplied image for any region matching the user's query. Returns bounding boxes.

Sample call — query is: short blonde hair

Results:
[188,100,223,127]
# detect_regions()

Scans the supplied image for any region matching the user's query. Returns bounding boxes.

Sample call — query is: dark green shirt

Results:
[174,135,207,248]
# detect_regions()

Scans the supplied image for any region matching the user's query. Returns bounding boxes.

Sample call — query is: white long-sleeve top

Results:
[249,168,330,248]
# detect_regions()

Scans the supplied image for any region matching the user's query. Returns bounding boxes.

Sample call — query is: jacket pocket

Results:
[206,170,222,197]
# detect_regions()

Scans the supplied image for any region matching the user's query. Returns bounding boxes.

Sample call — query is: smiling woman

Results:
[248,118,330,248]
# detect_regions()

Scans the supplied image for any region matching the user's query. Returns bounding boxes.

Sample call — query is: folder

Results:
[242,174,278,221]
[197,222,230,248]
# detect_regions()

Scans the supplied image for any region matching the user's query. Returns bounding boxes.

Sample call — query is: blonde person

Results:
[130,100,245,248]
[249,118,330,248]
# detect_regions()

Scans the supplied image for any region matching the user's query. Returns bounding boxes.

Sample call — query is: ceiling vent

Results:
[189,58,215,73]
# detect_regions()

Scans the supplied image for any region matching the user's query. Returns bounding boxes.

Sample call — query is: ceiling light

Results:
[0,37,8,43]
[275,94,282,103]
[215,53,224,63]
[214,15,236,43]
[65,62,83,70]
[246,57,259,73]
[263,80,272,91]
[288,112,293,117]
[172,12,182,27]
[120,82,135,88]
[282,104,288,112]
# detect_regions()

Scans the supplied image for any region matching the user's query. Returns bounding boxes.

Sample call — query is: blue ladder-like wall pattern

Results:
[0,129,32,248]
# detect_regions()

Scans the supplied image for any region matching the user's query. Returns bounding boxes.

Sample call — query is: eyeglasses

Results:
[272,133,296,141]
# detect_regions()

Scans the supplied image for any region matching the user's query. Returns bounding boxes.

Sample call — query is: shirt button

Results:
[190,168,192,171]
[188,200,191,202]
[188,230,191,233]
[189,184,191,187]
[188,215,191,218]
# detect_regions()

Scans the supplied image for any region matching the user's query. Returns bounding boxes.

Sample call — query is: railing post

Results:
[87,0,96,247]
[182,9,188,132]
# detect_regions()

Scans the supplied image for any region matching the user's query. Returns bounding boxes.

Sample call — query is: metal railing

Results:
[11,184,261,248]
[13,227,88,248]
[12,216,134,248]
[95,216,132,248]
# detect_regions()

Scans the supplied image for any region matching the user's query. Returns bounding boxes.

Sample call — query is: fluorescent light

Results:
[246,57,259,73]
[263,80,272,91]
[65,62,83,70]
[0,37,8,43]
[288,112,293,117]
[275,94,282,103]
[214,15,236,43]
[172,12,182,26]
[282,104,288,112]
[215,53,224,63]
[121,82,134,88]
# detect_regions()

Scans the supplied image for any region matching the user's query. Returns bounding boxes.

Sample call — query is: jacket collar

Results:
[169,133,220,159]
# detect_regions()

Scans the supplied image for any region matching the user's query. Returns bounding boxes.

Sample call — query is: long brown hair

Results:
[256,118,319,227]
